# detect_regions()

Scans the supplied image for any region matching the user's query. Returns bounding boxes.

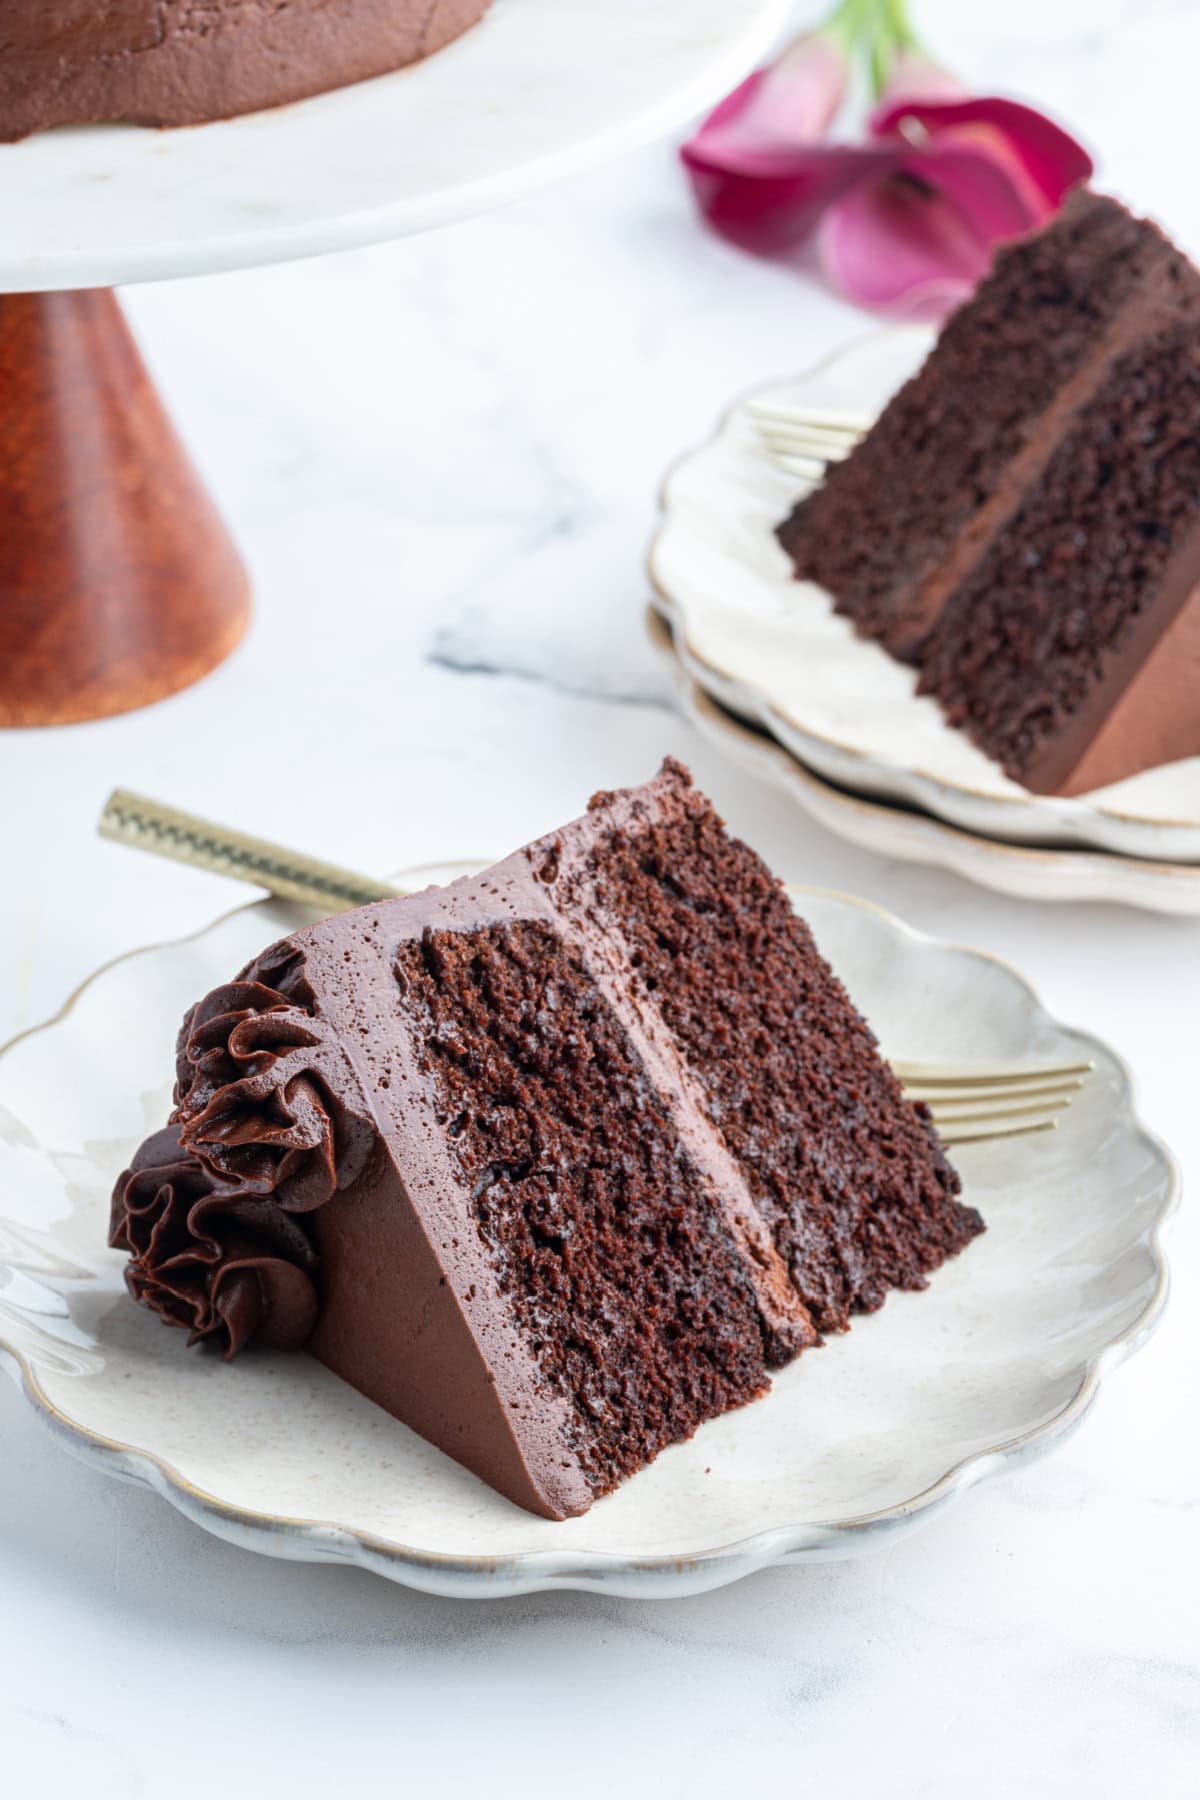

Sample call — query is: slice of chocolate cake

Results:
[110,762,980,1519]
[777,190,1200,795]
[916,317,1200,793]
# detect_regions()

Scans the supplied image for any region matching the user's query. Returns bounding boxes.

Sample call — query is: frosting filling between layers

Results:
[296,818,818,1511]
[893,265,1198,663]
[775,191,1200,797]
[392,920,784,1496]
[777,190,1166,661]
[917,319,1200,790]
[562,775,976,1330]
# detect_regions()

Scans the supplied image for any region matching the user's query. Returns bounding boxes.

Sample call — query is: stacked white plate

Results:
[649,327,1200,914]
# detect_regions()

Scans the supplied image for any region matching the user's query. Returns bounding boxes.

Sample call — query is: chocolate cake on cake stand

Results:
[0,0,788,726]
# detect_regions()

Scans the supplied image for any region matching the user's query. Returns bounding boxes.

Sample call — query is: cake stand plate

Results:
[0,0,790,291]
[0,0,787,725]
[0,872,1176,1598]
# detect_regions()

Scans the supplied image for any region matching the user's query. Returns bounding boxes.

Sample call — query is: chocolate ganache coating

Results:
[109,941,376,1356]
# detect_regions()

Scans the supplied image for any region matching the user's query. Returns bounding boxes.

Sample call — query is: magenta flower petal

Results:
[682,30,872,253]
[818,168,995,318]
[821,95,1094,314]
[683,139,894,255]
[910,140,1049,239]
[693,31,850,157]
[874,48,972,109]
[681,24,1094,310]
[872,96,1094,215]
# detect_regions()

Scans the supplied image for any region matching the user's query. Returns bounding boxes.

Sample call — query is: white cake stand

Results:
[0,0,788,724]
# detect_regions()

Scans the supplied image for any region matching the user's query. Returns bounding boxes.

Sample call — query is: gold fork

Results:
[744,399,868,480]
[98,789,1091,1147]
[890,1058,1091,1146]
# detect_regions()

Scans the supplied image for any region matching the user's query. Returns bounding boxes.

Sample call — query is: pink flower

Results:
[682,33,1094,317]
[681,26,858,253]
[823,53,1095,314]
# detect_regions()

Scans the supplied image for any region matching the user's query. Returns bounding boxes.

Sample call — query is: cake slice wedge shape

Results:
[776,190,1186,663]
[111,761,981,1518]
[776,189,1200,794]
[915,314,1200,793]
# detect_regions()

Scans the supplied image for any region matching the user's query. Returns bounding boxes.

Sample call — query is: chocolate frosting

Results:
[0,0,492,142]
[110,1124,320,1355]
[109,762,976,1520]
[110,943,375,1356]
[108,767,807,1517]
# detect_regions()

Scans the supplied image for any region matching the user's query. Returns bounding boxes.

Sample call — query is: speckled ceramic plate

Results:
[649,326,1200,861]
[0,871,1176,1597]
[649,609,1200,916]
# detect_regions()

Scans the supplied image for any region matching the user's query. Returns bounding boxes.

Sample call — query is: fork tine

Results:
[746,401,869,432]
[925,1095,1073,1125]
[936,1115,1059,1146]
[758,449,828,482]
[889,1056,1093,1147]
[748,411,861,437]
[751,415,857,438]
[756,429,854,462]
[904,1076,1086,1105]
[890,1057,1094,1085]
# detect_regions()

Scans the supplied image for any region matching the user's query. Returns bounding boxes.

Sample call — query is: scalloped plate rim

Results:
[0,879,1180,1599]
[648,604,1200,914]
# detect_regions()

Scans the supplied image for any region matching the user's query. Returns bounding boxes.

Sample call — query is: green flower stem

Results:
[819,0,931,101]
[869,0,927,94]
[821,0,887,54]
[882,0,920,45]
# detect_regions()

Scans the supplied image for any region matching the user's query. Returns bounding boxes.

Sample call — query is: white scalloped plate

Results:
[649,609,1200,915]
[649,326,1200,861]
[0,870,1176,1597]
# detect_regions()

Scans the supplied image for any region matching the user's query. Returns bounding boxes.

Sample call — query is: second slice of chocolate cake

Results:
[777,190,1172,665]
[110,762,981,1518]
[777,190,1200,794]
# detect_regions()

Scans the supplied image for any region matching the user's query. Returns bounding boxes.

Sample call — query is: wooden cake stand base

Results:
[0,289,250,727]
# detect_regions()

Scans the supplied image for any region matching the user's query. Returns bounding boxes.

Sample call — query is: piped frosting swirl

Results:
[109,941,375,1357]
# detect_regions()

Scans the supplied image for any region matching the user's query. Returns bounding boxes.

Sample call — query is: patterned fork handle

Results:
[98,788,404,912]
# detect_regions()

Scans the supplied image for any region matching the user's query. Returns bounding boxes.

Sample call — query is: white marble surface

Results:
[1,1,1198,1791]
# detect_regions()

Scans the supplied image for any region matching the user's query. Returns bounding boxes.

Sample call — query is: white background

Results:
[2,1,1198,1792]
